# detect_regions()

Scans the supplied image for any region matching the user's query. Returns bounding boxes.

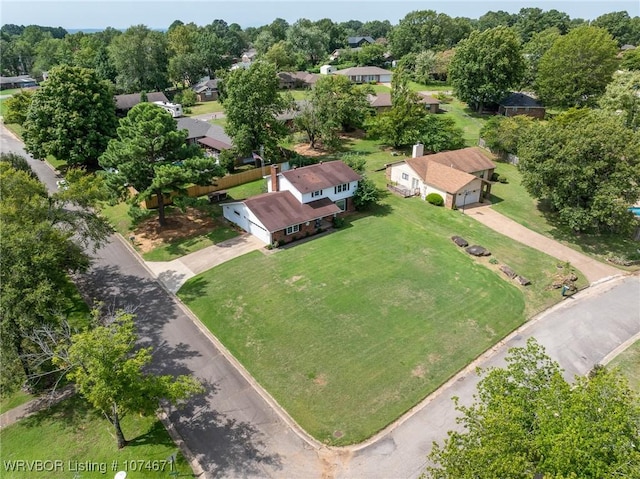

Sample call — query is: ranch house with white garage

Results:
[386,146,496,209]
[222,161,361,245]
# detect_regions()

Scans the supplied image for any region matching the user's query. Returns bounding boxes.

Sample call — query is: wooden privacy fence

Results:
[137,166,271,209]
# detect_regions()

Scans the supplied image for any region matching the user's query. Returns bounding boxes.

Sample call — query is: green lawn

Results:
[490,162,639,267]
[186,100,224,116]
[408,81,452,92]
[0,88,26,96]
[142,225,237,261]
[179,176,568,445]
[0,390,33,415]
[439,99,488,146]
[0,395,191,478]
[609,341,640,393]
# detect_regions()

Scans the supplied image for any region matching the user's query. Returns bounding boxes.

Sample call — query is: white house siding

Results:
[300,180,359,204]
[378,74,392,83]
[222,203,271,244]
[453,178,483,207]
[423,185,448,202]
[389,163,422,194]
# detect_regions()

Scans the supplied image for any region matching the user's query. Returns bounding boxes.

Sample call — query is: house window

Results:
[334,183,350,194]
[234,210,240,216]
[335,198,346,211]
[401,172,409,181]
[286,224,300,235]
[312,190,322,197]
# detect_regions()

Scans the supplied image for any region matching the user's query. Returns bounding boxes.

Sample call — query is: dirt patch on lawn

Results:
[131,207,216,253]
[293,143,328,157]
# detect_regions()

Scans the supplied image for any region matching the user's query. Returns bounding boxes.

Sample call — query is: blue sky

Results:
[2,1,639,30]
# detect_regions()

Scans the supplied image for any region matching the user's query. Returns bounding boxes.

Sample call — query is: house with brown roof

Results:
[368,92,440,113]
[176,117,232,157]
[386,146,496,209]
[277,71,319,89]
[222,161,360,245]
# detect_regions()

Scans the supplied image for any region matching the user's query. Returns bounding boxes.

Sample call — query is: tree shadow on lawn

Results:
[20,394,98,430]
[168,384,282,478]
[176,276,209,303]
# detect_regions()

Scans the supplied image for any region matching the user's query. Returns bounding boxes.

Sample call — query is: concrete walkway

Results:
[466,205,621,284]
[0,385,75,429]
[145,234,264,293]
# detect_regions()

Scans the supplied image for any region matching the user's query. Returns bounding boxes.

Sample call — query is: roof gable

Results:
[244,191,341,232]
[281,161,361,194]
[414,147,495,173]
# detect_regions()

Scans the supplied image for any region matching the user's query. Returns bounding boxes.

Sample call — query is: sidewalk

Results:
[145,234,264,293]
[466,205,621,284]
[0,385,75,429]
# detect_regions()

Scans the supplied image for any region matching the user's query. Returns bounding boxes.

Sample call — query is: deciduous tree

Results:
[100,103,222,227]
[517,109,640,234]
[53,310,203,449]
[2,89,34,125]
[599,70,640,129]
[427,338,640,479]
[23,64,117,168]
[449,27,524,112]
[222,61,292,158]
[535,26,617,107]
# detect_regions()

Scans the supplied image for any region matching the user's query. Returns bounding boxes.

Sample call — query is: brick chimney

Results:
[412,143,424,158]
[270,164,279,192]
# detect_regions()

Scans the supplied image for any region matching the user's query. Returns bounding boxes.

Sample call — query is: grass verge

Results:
[186,101,224,116]
[609,340,640,393]
[0,395,191,478]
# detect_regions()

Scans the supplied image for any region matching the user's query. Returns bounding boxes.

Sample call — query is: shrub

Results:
[491,172,500,181]
[426,193,444,206]
[333,216,345,228]
[498,176,508,184]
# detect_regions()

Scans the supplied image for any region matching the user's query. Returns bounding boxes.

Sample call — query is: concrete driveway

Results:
[145,234,264,293]
[466,205,621,284]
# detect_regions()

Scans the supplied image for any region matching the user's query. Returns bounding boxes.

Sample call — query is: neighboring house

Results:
[276,100,310,125]
[114,91,169,116]
[368,92,440,113]
[329,47,362,61]
[176,117,232,157]
[192,78,219,102]
[277,71,319,89]
[348,36,375,48]
[0,75,38,90]
[498,92,545,119]
[241,48,257,64]
[334,66,393,84]
[386,146,496,209]
[223,161,361,245]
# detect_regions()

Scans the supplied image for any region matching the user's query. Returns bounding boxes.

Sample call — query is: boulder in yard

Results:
[466,245,491,257]
[499,265,517,279]
[451,235,469,247]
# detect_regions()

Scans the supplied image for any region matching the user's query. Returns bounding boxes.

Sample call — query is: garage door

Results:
[455,189,481,208]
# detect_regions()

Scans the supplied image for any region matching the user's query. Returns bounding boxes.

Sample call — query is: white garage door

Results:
[455,189,481,208]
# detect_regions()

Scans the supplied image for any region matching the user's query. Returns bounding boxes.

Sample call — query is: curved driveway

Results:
[2,124,638,478]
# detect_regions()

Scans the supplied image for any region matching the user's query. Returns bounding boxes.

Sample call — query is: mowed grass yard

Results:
[609,340,640,393]
[179,179,567,445]
[1,395,190,478]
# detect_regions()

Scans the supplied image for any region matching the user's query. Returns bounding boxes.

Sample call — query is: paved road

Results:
[3,124,639,478]
[0,124,322,478]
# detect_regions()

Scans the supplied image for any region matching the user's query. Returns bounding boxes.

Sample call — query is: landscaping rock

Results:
[499,265,517,279]
[451,235,469,247]
[516,275,531,286]
[465,245,491,256]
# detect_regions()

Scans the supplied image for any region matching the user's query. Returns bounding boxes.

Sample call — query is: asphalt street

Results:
[2,123,639,479]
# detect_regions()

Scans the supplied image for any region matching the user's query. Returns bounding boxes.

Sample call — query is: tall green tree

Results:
[222,61,292,159]
[53,310,203,449]
[521,27,561,88]
[2,89,34,125]
[167,22,204,86]
[302,74,371,149]
[427,338,640,479]
[518,109,640,234]
[100,103,222,227]
[535,26,618,107]
[449,26,525,112]
[599,70,640,130]
[286,20,329,66]
[23,65,117,168]
[0,157,110,392]
[592,11,639,46]
[108,25,169,93]
[390,10,472,58]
